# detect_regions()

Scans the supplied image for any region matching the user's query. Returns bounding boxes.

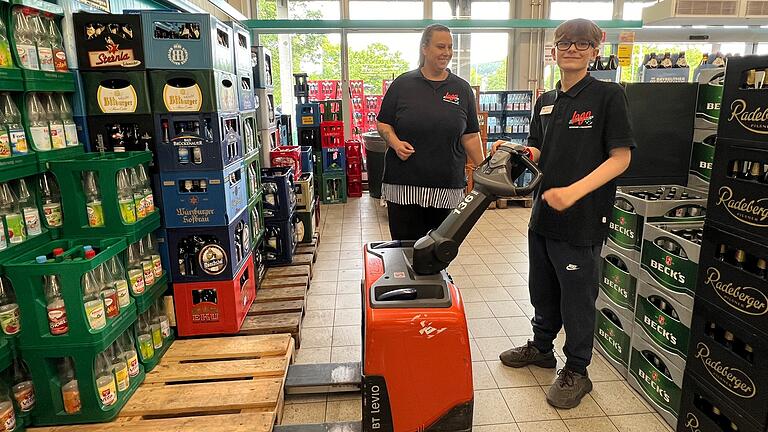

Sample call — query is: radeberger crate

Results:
[634,280,692,370]
[640,222,703,307]
[677,373,763,432]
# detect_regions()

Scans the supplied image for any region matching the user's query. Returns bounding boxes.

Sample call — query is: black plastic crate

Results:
[153,112,242,172]
[73,12,146,71]
[717,55,768,145]
[298,127,321,151]
[677,373,763,432]
[263,216,297,265]
[86,114,155,154]
[262,167,297,221]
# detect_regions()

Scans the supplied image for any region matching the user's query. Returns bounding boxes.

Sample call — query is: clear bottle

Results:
[12,8,38,70]
[128,168,146,220]
[2,93,27,156]
[94,350,117,407]
[82,171,104,227]
[98,264,119,319]
[17,178,41,236]
[39,172,62,228]
[137,239,155,287]
[0,381,15,432]
[137,314,154,361]
[136,164,154,214]
[116,169,136,224]
[126,241,145,295]
[59,357,80,414]
[149,308,163,350]
[109,343,129,392]
[26,93,51,151]
[119,332,140,378]
[46,14,67,72]
[0,16,13,69]
[44,93,66,149]
[32,13,53,72]
[0,277,19,335]
[82,269,106,330]
[108,256,131,309]
[155,298,171,339]
[45,274,67,335]
[57,94,78,147]
[0,107,10,159]
[144,233,163,279]
[11,356,34,412]
[1,183,25,244]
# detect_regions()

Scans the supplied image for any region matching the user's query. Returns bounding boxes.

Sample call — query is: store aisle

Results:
[281,194,674,432]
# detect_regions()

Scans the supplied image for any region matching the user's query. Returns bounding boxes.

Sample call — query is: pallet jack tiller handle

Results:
[411,143,543,275]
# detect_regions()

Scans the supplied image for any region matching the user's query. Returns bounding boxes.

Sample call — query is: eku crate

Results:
[154,112,242,172]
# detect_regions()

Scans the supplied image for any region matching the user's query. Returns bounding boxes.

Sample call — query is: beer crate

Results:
[322,172,347,204]
[81,71,151,116]
[594,293,633,378]
[173,252,256,336]
[634,280,693,370]
[688,129,716,192]
[296,206,316,244]
[262,167,297,221]
[640,221,703,307]
[246,158,263,202]
[295,172,314,212]
[695,223,768,334]
[164,208,251,283]
[641,66,690,83]
[348,175,363,198]
[256,88,275,130]
[241,110,259,163]
[300,146,313,174]
[248,194,265,247]
[299,127,321,151]
[72,12,146,71]
[347,155,362,178]
[707,139,768,243]
[297,103,321,128]
[71,70,86,117]
[694,68,724,131]
[600,244,640,315]
[148,69,237,114]
[251,46,273,89]
[86,114,154,154]
[153,112,242,172]
[280,114,293,147]
[319,99,343,122]
[270,146,302,178]
[135,11,234,72]
[159,161,247,229]
[321,121,344,148]
[716,55,768,145]
[321,146,346,174]
[263,216,298,265]
[229,20,251,74]
[686,298,768,428]
[608,186,707,261]
[629,334,684,428]
[237,71,255,111]
[677,373,763,432]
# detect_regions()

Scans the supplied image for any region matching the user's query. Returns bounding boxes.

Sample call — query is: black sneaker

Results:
[499,340,557,368]
[546,368,593,409]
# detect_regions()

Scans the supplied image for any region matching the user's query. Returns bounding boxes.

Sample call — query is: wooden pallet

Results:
[296,233,320,265]
[31,335,295,432]
[495,196,533,209]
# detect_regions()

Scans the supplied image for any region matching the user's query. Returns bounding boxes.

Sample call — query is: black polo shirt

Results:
[528,75,635,246]
[377,69,479,189]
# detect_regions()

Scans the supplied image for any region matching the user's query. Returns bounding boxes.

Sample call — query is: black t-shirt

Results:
[528,75,636,246]
[377,69,480,189]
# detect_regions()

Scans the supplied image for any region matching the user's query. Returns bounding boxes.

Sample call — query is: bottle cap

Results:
[83,245,93,252]
[53,247,64,256]
[85,250,96,259]
[36,256,47,264]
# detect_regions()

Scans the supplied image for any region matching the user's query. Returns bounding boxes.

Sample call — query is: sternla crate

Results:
[629,333,684,428]
[634,280,693,371]
[640,222,703,307]
[594,293,633,378]
[72,12,146,71]
[600,244,640,316]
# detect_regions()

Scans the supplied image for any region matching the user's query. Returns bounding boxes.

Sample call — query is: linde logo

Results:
[603,275,628,299]
[704,267,768,316]
[716,186,768,227]
[598,327,622,354]
[684,413,702,432]
[643,314,677,345]
[637,366,671,403]
[695,343,756,398]
[728,99,768,134]
[650,257,686,284]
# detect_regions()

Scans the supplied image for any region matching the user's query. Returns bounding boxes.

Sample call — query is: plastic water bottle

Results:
[116,169,136,224]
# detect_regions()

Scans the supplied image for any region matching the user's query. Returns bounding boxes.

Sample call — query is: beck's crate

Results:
[634,280,692,371]
[296,206,316,244]
[716,55,768,145]
[86,114,154,154]
[694,67,724,131]
[237,70,255,111]
[297,103,321,128]
[320,121,344,148]
[678,373,763,432]
[594,293,633,378]
[229,21,251,74]
[159,161,247,229]
[262,167,297,221]
[251,46,273,89]
[706,140,768,243]
[81,71,151,116]
[149,69,237,114]
[608,186,707,261]
[135,11,234,72]
[270,146,302,178]
[173,252,256,336]
[695,223,768,334]
[154,112,242,172]
[322,173,347,204]
[600,244,640,316]
[688,128,716,191]
[72,12,146,71]
[295,172,314,212]
[165,208,251,283]
[263,216,298,265]
[321,147,346,173]
[628,333,684,428]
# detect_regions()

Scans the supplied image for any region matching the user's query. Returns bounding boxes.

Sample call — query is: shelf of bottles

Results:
[588,55,621,83]
[479,90,533,158]
[640,51,692,83]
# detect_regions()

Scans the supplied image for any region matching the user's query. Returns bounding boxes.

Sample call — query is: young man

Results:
[496,19,635,409]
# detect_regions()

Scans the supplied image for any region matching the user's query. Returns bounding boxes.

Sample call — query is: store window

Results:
[549,1,613,20]
[433,1,509,19]
[290,0,341,19]
[470,33,508,91]
[622,1,656,20]
[350,0,423,19]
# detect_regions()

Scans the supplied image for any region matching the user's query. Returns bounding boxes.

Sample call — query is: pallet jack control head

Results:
[412,143,543,275]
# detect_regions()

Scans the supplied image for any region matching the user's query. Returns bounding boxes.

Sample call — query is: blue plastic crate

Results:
[160,161,247,228]
[229,21,252,74]
[321,146,346,173]
[74,115,90,151]
[153,112,242,172]
[238,71,255,111]
[300,146,313,173]
[262,167,297,221]
[296,103,321,128]
[72,70,87,117]
[263,215,298,265]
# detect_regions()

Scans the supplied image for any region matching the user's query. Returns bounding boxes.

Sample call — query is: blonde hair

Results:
[554,18,602,45]
[419,24,451,67]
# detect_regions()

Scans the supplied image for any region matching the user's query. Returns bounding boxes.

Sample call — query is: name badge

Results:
[540,105,554,115]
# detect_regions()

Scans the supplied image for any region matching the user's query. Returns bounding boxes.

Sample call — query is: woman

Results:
[376,24,485,240]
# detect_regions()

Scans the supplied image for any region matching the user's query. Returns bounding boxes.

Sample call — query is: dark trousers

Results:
[387,202,451,241]
[528,229,600,374]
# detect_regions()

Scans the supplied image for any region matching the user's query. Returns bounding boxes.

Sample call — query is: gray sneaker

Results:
[546,368,593,409]
[499,340,557,368]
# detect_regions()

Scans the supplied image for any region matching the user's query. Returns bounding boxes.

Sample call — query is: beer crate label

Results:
[641,240,697,296]
[691,340,757,400]
[700,264,768,318]
[97,84,139,113]
[600,257,636,312]
[712,185,768,229]
[609,206,640,251]
[635,295,690,359]
[696,79,723,123]
[689,139,715,182]
[162,83,203,112]
[629,348,681,418]
[595,310,630,368]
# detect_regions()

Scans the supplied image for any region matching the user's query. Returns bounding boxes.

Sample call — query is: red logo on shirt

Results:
[443,92,460,105]
[569,110,594,128]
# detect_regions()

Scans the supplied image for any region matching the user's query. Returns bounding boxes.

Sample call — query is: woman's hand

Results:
[393,140,416,161]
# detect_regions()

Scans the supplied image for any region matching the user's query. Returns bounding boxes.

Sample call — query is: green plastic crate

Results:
[296,207,316,244]
[47,152,160,238]
[2,237,138,350]
[321,173,347,204]
[247,157,262,200]
[133,275,168,316]
[0,154,38,185]
[132,324,174,373]
[0,338,10,372]
[248,192,265,247]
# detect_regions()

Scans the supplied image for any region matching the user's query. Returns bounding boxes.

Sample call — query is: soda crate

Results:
[296,103,321,128]
[696,223,768,333]
[48,152,160,238]
[321,146,346,174]
[348,174,362,198]
[262,167,297,221]
[248,194,265,247]
[237,71,255,112]
[131,314,174,373]
[347,156,362,178]
[629,333,684,428]
[296,206,316,244]
[135,11,233,72]
[594,293,633,378]
[153,112,242,172]
[600,244,640,316]
[686,298,768,428]
[322,173,347,204]
[270,146,302,179]
[319,99,342,122]
[18,91,82,161]
[295,172,314,212]
[264,216,298,266]
[300,146,313,174]
[688,129,716,191]
[173,252,255,336]
[165,208,251,283]
[72,12,145,71]
[640,222,703,307]
[229,20,251,74]
[246,158,262,201]
[241,110,259,162]
[256,89,276,129]
[608,186,707,260]
[634,280,693,370]
[715,55,768,145]
[251,46,273,89]
[677,373,763,432]
[81,70,151,116]
[159,161,247,229]
[299,127,321,151]
[707,139,768,243]
[694,67,724,131]
[345,139,362,160]
[320,121,344,148]
[20,325,145,426]
[148,69,237,114]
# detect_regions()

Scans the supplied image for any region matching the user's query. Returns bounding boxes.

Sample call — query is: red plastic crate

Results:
[365,95,383,111]
[347,156,362,177]
[173,253,256,336]
[308,80,322,101]
[347,174,363,197]
[350,80,365,96]
[270,146,302,178]
[321,121,345,148]
[345,140,362,160]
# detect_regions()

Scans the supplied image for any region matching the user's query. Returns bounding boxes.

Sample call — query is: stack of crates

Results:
[294,73,322,191]
[262,167,298,265]
[346,140,362,198]
[254,46,277,162]
[688,67,723,192]
[320,121,347,204]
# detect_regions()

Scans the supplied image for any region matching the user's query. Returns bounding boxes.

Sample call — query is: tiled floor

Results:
[283,195,674,431]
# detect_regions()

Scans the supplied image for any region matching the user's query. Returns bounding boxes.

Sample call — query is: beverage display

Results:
[98,264,119,319]
[57,93,79,147]
[11,357,34,413]
[129,168,146,220]
[135,238,155,287]
[13,8,39,70]
[39,172,63,228]
[120,332,140,378]
[94,350,116,407]
[82,269,106,330]
[116,168,136,224]
[109,343,129,392]
[0,183,25,244]
[107,256,130,308]
[43,93,66,149]
[143,233,163,279]
[26,93,51,151]
[45,274,67,335]
[136,315,154,361]
[136,164,154,214]
[126,241,145,295]
[32,12,53,72]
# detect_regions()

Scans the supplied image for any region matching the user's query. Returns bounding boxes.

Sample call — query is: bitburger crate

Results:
[149,69,238,114]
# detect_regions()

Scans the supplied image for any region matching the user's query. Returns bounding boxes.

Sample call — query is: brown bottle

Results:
[749,161,762,181]
[757,258,767,279]
[729,160,740,178]
[735,250,747,269]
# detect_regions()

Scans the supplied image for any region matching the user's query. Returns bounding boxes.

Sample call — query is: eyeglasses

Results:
[556,40,595,51]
